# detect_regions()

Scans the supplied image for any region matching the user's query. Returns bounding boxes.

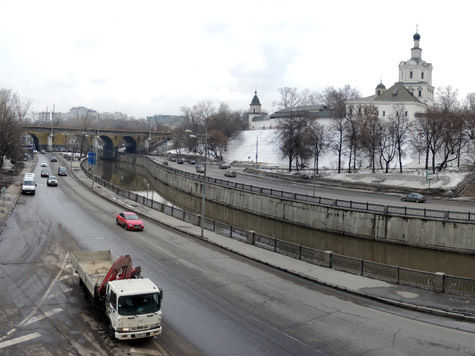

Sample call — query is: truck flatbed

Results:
[71,250,118,298]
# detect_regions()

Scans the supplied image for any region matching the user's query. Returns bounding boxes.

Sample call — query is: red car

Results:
[116,212,144,231]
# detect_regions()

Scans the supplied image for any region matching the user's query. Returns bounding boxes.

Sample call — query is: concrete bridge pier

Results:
[47,134,53,152]
[93,135,101,150]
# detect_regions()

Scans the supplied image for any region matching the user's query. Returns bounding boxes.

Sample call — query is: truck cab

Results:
[105,278,163,340]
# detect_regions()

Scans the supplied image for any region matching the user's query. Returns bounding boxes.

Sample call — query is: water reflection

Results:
[94,160,174,206]
[95,159,475,278]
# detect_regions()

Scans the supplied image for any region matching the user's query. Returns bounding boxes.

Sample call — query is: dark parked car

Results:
[224,170,236,178]
[162,161,168,165]
[401,193,426,203]
[292,172,310,180]
[58,166,67,176]
[219,162,231,169]
[41,169,49,177]
[177,158,184,164]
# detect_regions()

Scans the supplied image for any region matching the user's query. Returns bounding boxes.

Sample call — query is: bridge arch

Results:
[29,134,40,151]
[99,135,115,159]
[122,136,137,153]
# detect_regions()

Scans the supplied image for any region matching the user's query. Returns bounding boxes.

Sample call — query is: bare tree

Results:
[308,121,327,174]
[278,114,311,171]
[345,105,362,172]
[275,87,301,109]
[0,89,29,168]
[359,105,381,172]
[379,120,397,173]
[207,129,228,160]
[390,105,411,173]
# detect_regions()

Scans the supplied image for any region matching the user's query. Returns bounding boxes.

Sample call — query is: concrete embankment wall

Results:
[119,154,475,253]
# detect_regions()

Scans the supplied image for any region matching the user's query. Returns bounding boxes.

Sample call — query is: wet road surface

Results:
[0,159,474,355]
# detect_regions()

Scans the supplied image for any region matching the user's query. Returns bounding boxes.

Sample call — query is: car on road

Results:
[162,160,168,165]
[47,176,58,186]
[224,170,236,178]
[40,149,46,154]
[40,161,48,167]
[51,156,57,162]
[116,212,144,231]
[40,169,49,178]
[292,172,310,180]
[219,162,231,169]
[189,159,196,165]
[58,166,67,176]
[196,164,205,173]
[170,157,176,162]
[401,192,426,203]
[177,158,184,164]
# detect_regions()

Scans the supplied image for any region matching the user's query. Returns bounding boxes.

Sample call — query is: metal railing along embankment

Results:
[81,161,475,297]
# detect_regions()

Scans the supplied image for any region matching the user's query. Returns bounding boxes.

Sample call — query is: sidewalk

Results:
[60,158,475,322]
[0,160,36,234]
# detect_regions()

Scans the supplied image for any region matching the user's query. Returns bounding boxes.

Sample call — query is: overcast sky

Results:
[1,0,474,118]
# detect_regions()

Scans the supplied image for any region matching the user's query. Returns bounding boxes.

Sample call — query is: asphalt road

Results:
[164,159,475,213]
[0,158,474,355]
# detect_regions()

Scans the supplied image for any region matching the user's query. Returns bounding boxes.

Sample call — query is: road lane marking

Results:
[0,252,70,342]
[0,332,41,349]
[22,308,63,326]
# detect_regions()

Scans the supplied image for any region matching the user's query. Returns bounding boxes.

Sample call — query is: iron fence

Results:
[81,160,475,296]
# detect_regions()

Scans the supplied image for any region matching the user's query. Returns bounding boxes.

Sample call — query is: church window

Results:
[405,111,408,117]
[382,111,385,117]
[418,90,422,97]
[410,71,413,79]
[421,72,424,79]
[349,108,353,115]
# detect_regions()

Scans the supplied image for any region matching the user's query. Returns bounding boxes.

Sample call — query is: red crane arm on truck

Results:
[98,255,142,297]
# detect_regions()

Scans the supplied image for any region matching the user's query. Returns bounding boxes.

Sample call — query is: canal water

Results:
[94,159,475,278]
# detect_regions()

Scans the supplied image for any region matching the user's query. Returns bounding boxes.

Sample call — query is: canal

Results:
[94,159,475,278]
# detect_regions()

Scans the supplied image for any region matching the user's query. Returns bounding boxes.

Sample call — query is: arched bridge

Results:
[22,125,172,159]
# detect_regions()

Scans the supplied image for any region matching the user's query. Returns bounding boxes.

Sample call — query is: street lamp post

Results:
[92,114,101,188]
[186,127,208,238]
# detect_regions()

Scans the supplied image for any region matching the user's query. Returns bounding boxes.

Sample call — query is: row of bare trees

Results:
[0,89,31,169]
[172,102,247,160]
[277,86,475,173]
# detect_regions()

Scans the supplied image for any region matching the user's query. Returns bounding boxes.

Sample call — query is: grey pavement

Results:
[6,156,475,322]
[0,159,36,234]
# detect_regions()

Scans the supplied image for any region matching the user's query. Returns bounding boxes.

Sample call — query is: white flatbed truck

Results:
[71,250,163,340]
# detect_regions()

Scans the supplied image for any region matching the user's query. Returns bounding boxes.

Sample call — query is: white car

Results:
[40,161,48,167]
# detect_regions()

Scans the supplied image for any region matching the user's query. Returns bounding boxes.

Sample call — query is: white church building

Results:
[346,31,433,120]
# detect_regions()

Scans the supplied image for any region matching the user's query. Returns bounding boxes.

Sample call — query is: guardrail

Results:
[134,155,474,223]
[81,160,475,296]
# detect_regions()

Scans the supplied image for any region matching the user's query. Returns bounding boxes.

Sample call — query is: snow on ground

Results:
[224,129,472,191]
